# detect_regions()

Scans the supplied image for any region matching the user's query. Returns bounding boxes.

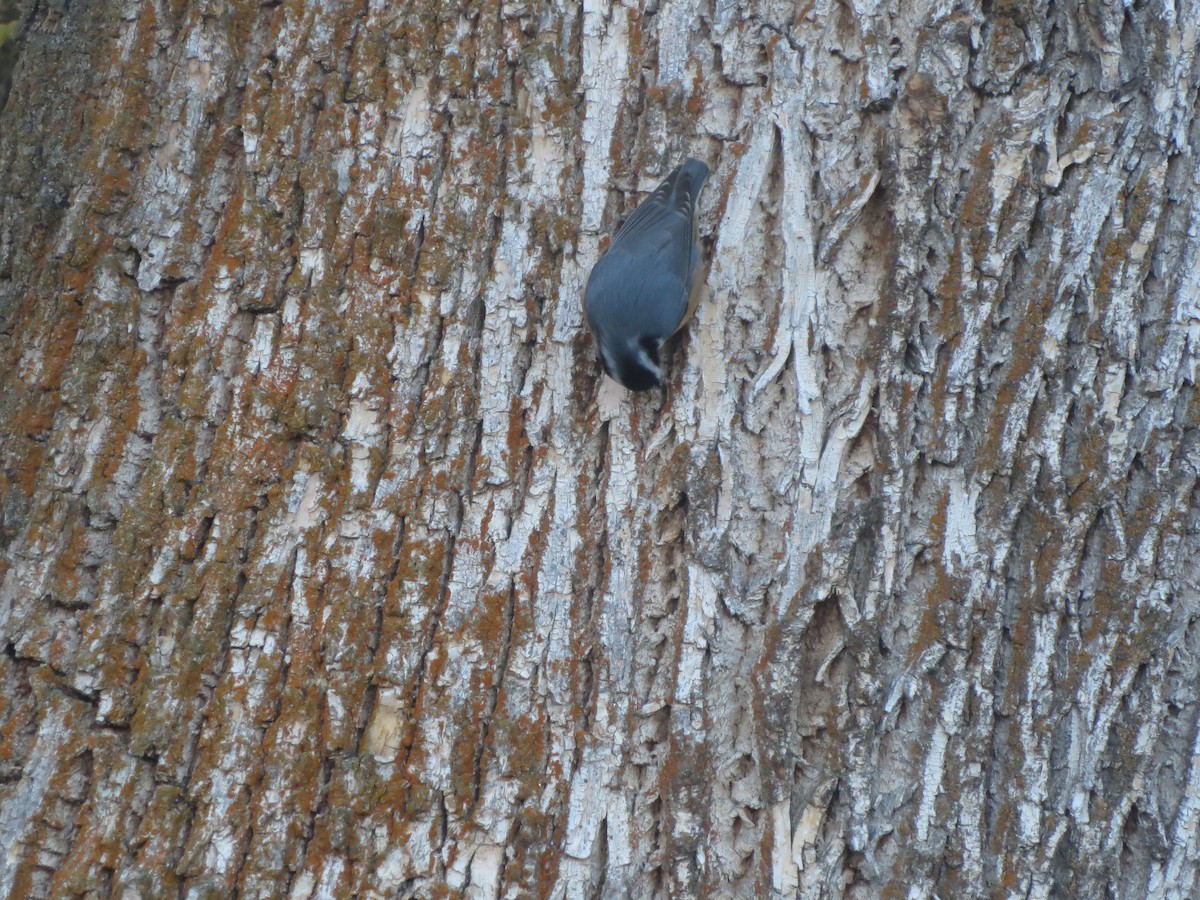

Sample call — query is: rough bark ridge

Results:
[1,0,1199,897]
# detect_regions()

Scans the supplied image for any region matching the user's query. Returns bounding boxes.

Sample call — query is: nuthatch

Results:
[584,157,709,391]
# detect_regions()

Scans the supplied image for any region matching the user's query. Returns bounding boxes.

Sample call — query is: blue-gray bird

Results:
[584,158,709,391]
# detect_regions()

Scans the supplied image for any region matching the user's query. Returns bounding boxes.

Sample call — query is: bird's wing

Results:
[609,158,708,292]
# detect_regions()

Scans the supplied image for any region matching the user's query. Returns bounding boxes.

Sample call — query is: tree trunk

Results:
[2,0,1199,897]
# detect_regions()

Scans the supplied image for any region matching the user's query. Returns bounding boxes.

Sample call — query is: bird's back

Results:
[586,158,709,341]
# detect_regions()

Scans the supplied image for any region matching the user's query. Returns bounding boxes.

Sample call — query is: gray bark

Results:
[1,0,1199,898]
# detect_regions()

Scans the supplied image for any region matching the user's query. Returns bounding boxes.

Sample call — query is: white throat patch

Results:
[599,342,622,379]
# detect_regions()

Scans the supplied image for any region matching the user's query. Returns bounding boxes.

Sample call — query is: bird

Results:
[583,157,709,391]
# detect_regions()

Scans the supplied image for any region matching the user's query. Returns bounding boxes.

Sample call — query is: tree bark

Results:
[2,0,1199,897]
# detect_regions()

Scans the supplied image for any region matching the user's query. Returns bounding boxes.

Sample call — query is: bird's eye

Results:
[639,337,661,364]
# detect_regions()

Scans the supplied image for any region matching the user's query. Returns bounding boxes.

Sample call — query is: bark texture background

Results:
[2,0,1200,897]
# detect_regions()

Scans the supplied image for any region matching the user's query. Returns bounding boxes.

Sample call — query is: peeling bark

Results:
[2,0,1199,898]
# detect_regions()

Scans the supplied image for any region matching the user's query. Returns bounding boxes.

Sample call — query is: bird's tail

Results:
[673,157,709,208]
